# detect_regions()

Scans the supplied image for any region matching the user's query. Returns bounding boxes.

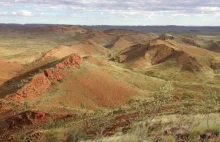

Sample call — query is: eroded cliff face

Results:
[115,40,203,72]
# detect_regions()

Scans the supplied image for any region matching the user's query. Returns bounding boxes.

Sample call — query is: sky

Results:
[0,0,220,26]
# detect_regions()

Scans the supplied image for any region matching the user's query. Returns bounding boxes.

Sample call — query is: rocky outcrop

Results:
[182,38,199,47]
[55,51,82,68]
[177,52,202,71]
[115,40,202,72]
[117,44,148,63]
[147,44,176,64]
[5,54,82,101]
[5,110,77,130]
[6,111,47,129]
[158,33,174,40]
[9,73,51,101]
[148,44,202,71]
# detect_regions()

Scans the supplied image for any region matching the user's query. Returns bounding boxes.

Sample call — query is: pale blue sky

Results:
[0,0,220,26]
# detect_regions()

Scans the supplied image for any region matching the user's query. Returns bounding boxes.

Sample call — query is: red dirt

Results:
[120,40,203,71]
[164,127,188,135]
[0,60,22,85]
[5,110,78,130]
[35,40,108,64]
[10,73,51,101]
[115,113,139,121]
[56,53,82,68]
[0,100,16,118]
[5,54,82,101]
[103,113,139,135]
[44,68,66,83]
[102,121,130,136]
[85,113,139,136]
[148,42,202,70]
[0,110,77,141]
[75,69,136,107]
[176,52,202,71]
[6,111,47,129]
[116,39,215,72]
[118,44,148,63]
[71,39,109,56]
[116,41,175,64]
[46,67,137,109]
[110,36,136,50]
[36,46,63,62]
[148,44,176,64]
[85,29,117,45]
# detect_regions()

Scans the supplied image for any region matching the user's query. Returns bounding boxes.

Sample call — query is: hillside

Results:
[0,25,220,142]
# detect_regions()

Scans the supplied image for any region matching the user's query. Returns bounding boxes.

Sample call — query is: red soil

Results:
[36,46,63,62]
[55,52,82,68]
[6,111,47,129]
[110,36,136,50]
[0,60,22,85]
[9,73,51,101]
[71,39,109,56]
[115,113,139,121]
[0,110,77,141]
[85,29,117,45]
[102,121,130,136]
[177,52,202,71]
[46,63,137,109]
[118,44,148,63]
[5,54,82,101]
[35,40,108,64]
[5,110,78,130]
[0,100,16,119]
[86,113,139,136]
[118,40,204,71]
[75,69,136,107]
[148,43,202,71]
[148,44,176,64]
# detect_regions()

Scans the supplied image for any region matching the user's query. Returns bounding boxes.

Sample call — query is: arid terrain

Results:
[0,24,220,142]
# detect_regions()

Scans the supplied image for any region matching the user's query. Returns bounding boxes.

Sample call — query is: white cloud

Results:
[12,12,17,15]
[215,12,220,16]
[71,6,86,10]
[171,13,190,18]
[198,7,220,12]
[107,9,155,20]
[0,0,219,25]
[0,12,8,15]
[21,10,33,16]
[0,10,34,17]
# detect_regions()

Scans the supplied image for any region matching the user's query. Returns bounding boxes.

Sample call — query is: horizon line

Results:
[0,23,220,27]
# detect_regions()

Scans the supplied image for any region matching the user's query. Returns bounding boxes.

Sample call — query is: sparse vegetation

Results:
[0,25,220,142]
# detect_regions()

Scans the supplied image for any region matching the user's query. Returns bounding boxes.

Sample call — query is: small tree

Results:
[154,81,174,109]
